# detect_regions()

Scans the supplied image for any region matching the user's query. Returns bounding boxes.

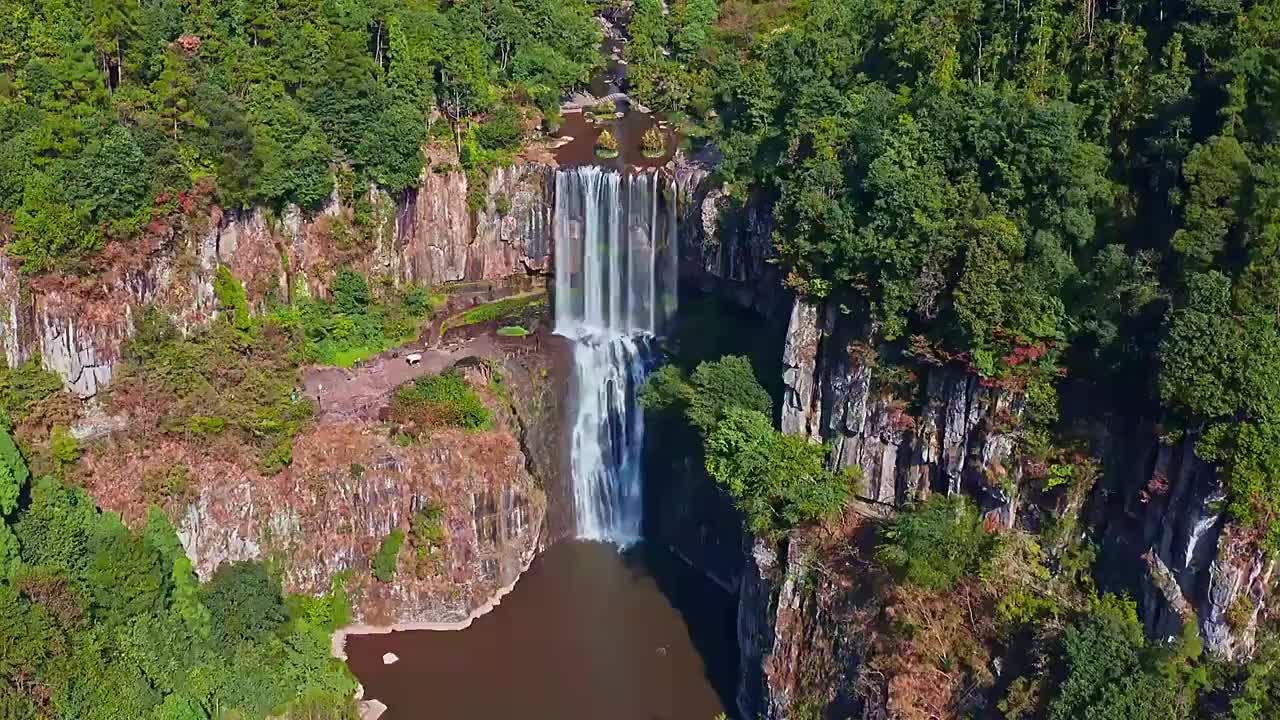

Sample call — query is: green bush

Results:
[412,502,447,561]
[0,356,64,430]
[875,495,998,591]
[704,407,850,535]
[392,370,492,432]
[1038,597,1205,720]
[372,528,405,583]
[213,266,252,335]
[639,355,772,436]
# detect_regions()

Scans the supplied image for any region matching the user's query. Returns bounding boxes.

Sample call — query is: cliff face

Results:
[675,169,1274,717]
[0,156,564,625]
[0,163,554,399]
[75,348,569,624]
[1106,427,1275,661]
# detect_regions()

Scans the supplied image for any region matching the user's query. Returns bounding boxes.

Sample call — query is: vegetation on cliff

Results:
[0,0,603,273]
[0,428,356,719]
[642,354,850,534]
[112,267,437,475]
[655,0,1280,549]
[625,2,1280,714]
[390,369,493,435]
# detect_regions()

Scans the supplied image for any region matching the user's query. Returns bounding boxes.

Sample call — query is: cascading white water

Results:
[554,165,678,543]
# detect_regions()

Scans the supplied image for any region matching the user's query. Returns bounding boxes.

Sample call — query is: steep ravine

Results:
[3,149,1271,717]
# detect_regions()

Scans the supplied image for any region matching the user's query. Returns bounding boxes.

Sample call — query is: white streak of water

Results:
[554,166,677,543]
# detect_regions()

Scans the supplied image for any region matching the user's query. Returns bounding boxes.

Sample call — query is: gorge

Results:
[2,1,1279,719]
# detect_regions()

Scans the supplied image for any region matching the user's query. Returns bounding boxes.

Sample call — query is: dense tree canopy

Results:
[0,430,355,718]
[633,0,1280,545]
[0,0,603,273]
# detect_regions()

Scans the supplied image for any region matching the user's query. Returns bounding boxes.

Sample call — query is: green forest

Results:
[632,0,1280,717]
[0,0,603,273]
[0,428,357,719]
[3,0,1280,717]
[632,0,1278,549]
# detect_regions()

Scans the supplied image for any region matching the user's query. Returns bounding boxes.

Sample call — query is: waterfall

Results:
[554,166,678,543]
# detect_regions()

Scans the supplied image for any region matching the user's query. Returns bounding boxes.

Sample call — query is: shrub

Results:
[686,356,772,433]
[639,355,772,436]
[493,191,512,216]
[411,502,447,562]
[0,356,64,430]
[50,426,80,473]
[213,266,252,335]
[142,463,192,506]
[189,416,227,435]
[875,495,998,591]
[330,267,371,315]
[1041,597,1203,720]
[392,370,492,432]
[642,126,666,157]
[475,105,523,151]
[595,129,620,157]
[704,407,850,535]
[372,528,405,583]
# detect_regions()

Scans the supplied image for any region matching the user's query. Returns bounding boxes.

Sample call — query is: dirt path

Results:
[302,335,502,419]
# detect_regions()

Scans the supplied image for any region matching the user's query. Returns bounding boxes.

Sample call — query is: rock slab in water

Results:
[359,699,389,720]
[382,652,399,665]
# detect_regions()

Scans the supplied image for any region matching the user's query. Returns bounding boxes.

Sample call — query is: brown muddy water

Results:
[346,541,738,720]
[553,108,678,169]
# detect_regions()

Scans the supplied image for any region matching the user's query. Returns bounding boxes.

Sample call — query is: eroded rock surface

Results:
[0,162,554,399]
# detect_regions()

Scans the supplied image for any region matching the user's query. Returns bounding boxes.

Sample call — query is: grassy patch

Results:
[390,370,493,434]
[439,291,547,336]
[273,268,437,367]
[497,325,530,337]
[372,528,405,583]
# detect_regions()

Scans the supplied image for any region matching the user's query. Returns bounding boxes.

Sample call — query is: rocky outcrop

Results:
[1119,431,1275,661]
[726,295,1272,717]
[674,151,783,317]
[776,297,1021,525]
[0,163,554,399]
[77,348,567,624]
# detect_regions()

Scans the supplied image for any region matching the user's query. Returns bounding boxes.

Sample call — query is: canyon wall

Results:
[75,348,569,624]
[0,162,553,398]
[674,167,1275,718]
[0,156,564,625]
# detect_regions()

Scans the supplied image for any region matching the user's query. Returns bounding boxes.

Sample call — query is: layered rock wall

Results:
[77,348,568,624]
[671,165,1276,716]
[0,164,554,398]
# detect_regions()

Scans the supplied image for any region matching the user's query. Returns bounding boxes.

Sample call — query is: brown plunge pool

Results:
[345,541,738,720]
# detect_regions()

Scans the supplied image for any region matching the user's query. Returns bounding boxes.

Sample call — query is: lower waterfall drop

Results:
[554,165,678,543]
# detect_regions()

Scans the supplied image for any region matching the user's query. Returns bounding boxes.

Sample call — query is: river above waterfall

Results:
[346,541,736,720]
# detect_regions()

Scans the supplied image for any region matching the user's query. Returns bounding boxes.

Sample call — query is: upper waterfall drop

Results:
[553,165,679,543]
